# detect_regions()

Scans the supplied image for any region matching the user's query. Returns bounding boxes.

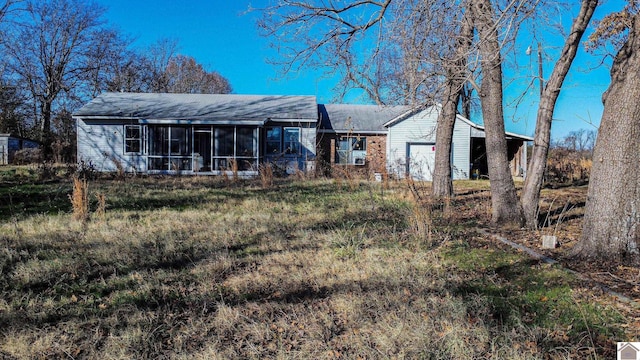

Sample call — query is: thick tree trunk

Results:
[521,0,598,229]
[471,0,523,226]
[575,12,640,259]
[432,91,458,198]
[432,12,473,198]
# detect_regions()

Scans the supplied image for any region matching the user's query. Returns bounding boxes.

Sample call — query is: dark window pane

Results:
[149,157,168,170]
[216,127,234,156]
[126,140,140,153]
[236,127,255,157]
[171,127,190,155]
[149,127,169,156]
[266,127,281,154]
[126,126,140,139]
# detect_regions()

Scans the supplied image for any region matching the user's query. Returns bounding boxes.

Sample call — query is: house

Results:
[74,93,531,180]
[0,134,40,165]
[74,93,318,175]
[317,104,411,177]
[384,105,532,181]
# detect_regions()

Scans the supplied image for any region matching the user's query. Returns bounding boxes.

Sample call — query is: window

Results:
[216,127,234,157]
[147,126,192,171]
[213,126,257,171]
[336,136,366,165]
[266,127,282,154]
[284,128,300,155]
[124,125,141,153]
[236,127,256,157]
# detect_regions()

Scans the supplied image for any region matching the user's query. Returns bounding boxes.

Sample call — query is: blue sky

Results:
[95,0,626,140]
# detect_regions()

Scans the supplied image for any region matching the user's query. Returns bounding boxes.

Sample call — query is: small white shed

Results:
[0,134,40,165]
[385,105,532,181]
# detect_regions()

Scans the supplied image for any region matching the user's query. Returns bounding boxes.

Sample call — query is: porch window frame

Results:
[147,125,193,171]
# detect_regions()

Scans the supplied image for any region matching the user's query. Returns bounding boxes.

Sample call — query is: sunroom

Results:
[74,93,318,175]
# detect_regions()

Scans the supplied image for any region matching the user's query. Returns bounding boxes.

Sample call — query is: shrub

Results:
[12,148,42,165]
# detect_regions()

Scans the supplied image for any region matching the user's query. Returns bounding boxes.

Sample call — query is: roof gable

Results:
[73,93,319,122]
[384,104,533,141]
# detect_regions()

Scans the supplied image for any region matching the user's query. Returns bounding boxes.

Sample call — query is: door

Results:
[407,143,436,181]
[194,129,212,172]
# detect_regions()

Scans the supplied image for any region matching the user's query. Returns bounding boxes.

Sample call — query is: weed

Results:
[230,159,238,181]
[69,176,89,222]
[331,223,367,259]
[259,163,274,188]
[95,192,106,219]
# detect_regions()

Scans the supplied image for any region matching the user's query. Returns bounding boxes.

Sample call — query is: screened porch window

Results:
[336,136,366,165]
[146,125,258,172]
[213,126,257,171]
[148,126,192,171]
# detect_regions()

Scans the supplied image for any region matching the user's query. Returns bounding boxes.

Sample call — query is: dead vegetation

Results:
[0,171,634,359]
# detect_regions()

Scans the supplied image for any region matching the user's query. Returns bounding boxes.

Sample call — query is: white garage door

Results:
[408,143,436,181]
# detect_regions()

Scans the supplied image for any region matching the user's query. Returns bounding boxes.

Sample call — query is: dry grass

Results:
[95,192,107,219]
[0,175,628,359]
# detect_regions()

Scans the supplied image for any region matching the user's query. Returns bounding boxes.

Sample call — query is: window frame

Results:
[265,126,282,155]
[124,125,142,154]
[336,135,367,165]
[283,127,301,156]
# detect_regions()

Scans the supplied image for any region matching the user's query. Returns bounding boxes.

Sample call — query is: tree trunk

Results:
[521,0,598,229]
[432,90,459,198]
[470,0,523,226]
[432,12,473,198]
[575,11,640,259]
[41,99,53,161]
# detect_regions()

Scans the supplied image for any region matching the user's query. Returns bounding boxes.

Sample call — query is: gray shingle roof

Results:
[319,104,412,133]
[73,93,319,122]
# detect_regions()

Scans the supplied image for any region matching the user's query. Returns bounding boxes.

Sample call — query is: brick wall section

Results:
[316,132,387,179]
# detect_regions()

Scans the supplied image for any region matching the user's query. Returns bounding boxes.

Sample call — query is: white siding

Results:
[451,117,471,179]
[76,119,146,172]
[387,107,471,180]
[0,136,8,165]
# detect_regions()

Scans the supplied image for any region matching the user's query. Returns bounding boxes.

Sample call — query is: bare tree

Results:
[432,9,474,198]
[257,0,478,200]
[520,0,598,229]
[147,38,179,93]
[470,0,525,226]
[106,51,156,93]
[2,0,111,158]
[82,28,131,98]
[165,55,232,94]
[575,4,640,259]
[561,129,596,154]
